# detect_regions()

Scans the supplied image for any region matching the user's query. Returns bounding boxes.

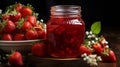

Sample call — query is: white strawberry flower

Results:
[87,58,92,63]
[101,38,108,44]
[82,54,102,66]
[92,58,97,62]
[93,62,98,66]
[89,54,97,58]
[88,35,92,38]
[91,40,95,44]
[89,31,92,34]
[105,41,108,44]
[85,31,89,35]
[91,34,95,38]
[88,41,91,46]
[97,56,102,61]
[95,37,98,41]
[81,53,87,57]
[105,45,109,48]
[40,19,44,22]
[85,56,89,60]
[88,41,91,44]
[83,57,87,61]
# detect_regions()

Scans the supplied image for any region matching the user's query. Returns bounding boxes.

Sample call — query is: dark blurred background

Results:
[0,0,119,29]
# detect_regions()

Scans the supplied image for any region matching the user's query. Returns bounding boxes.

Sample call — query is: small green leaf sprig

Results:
[84,21,104,47]
[91,21,101,34]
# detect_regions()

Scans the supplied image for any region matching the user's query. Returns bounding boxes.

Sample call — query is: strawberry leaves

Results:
[91,21,101,34]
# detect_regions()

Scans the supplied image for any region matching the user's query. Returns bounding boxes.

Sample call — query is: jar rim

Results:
[51,5,81,15]
[51,5,81,9]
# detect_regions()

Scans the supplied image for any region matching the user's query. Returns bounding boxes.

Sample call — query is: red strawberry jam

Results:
[47,5,85,58]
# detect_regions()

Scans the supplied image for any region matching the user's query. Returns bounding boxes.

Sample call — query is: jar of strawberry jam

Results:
[47,5,85,58]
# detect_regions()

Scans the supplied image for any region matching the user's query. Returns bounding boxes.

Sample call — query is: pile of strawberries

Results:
[0,3,46,40]
[0,3,46,66]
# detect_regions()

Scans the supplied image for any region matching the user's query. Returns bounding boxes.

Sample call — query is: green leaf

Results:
[32,12,39,18]
[91,21,101,34]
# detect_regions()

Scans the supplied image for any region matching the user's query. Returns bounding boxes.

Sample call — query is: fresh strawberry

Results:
[21,21,32,31]
[3,20,16,33]
[27,16,36,26]
[37,30,46,39]
[8,51,24,66]
[37,31,43,39]
[41,30,46,39]
[14,33,25,40]
[2,15,10,20]
[31,42,46,57]
[25,29,38,40]
[79,45,92,56]
[20,7,32,18]
[15,3,22,11]
[1,34,12,41]
[101,49,116,62]
[92,43,103,54]
[10,12,22,22]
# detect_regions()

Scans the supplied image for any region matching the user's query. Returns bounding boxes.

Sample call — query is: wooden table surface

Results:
[0,27,120,67]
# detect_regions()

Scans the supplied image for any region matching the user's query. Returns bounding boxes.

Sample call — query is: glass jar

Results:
[47,5,85,58]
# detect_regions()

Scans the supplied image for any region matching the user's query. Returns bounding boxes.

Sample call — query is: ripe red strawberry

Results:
[8,51,24,66]
[41,31,46,39]
[79,45,92,56]
[14,33,25,40]
[3,20,16,33]
[1,34,12,41]
[15,3,22,11]
[21,21,32,31]
[92,43,103,54]
[20,7,32,17]
[10,12,22,22]
[27,16,36,26]
[31,42,46,57]
[2,15,10,20]
[37,30,46,39]
[37,31,42,38]
[25,30,38,40]
[101,49,116,62]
